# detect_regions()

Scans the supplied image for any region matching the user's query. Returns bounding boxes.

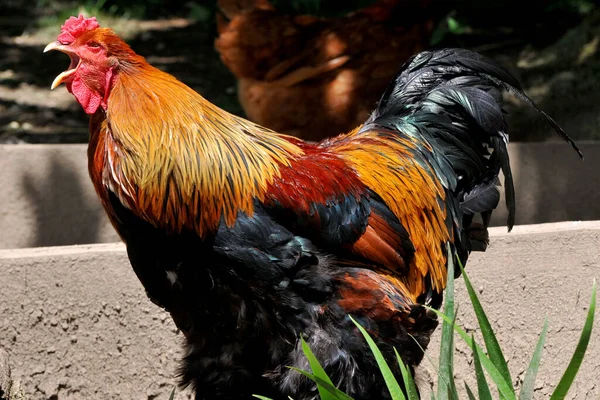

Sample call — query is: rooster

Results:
[45,15,581,400]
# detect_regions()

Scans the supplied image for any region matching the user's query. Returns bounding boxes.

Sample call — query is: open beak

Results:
[44,41,80,90]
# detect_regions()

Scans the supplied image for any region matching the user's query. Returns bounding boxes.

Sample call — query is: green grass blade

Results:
[458,259,514,397]
[437,243,456,400]
[253,396,274,400]
[445,384,454,400]
[465,383,477,400]
[550,280,596,400]
[447,310,460,400]
[407,332,440,377]
[406,333,447,399]
[427,307,516,400]
[518,318,548,400]
[300,336,341,400]
[349,316,406,400]
[472,333,493,400]
[394,348,419,400]
[288,367,354,400]
[169,387,176,400]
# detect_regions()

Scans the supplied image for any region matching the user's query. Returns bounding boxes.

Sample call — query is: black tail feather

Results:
[366,47,580,238]
[490,136,516,231]
[485,76,584,159]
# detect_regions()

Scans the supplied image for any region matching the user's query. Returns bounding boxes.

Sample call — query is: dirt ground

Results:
[0,3,599,144]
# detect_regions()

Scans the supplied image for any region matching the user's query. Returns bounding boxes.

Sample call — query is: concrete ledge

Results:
[1,222,599,399]
[0,243,191,400]
[1,142,599,249]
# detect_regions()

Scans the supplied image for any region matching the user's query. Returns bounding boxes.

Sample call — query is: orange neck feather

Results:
[90,61,303,237]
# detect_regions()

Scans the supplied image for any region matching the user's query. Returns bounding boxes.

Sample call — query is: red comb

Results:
[57,14,100,44]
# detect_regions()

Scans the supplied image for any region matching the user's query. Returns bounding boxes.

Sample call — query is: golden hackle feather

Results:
[95,61,303,237]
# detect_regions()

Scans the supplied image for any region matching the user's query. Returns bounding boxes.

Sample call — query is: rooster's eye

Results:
[87,41,101,48]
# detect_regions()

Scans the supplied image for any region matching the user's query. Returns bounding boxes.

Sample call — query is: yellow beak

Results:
[43,41,78,90]
[43,41,64,53]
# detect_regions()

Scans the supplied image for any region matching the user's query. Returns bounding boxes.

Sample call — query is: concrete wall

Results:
[0,243,191,400]
[0,145,119,249]
[1,222,599,399]
[0,143,598,249]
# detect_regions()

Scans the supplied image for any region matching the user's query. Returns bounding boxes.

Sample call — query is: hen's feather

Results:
[214,0,438,140]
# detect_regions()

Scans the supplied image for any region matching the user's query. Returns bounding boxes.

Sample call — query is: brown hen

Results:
[215,0,437,140]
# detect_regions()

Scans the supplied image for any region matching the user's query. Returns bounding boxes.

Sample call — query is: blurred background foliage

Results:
[27,0,596,36]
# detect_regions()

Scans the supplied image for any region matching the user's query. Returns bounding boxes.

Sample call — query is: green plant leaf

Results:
[407,332,439,375]
[472,333,493,400]
[429,21,448,46]
[465,382,477,400]
[394,348,419,400]
[447,17,460,33]
[288,367,354,400]
[299,336,341,400]
[349,316,406,400]
[458,259,514,398]
[448,331,460,399]
[254,395,296,400]
[550,280,596,400]
[427,307,516,400]
[437,243,456,400]
[518,318,548,400]
[444,382,459,400]
[169,387,176,400]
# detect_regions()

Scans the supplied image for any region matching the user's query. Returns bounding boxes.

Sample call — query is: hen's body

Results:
[46,17,580,400]
[215,0,437,140]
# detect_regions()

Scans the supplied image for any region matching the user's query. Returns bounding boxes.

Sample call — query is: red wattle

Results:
[68,78,102,114]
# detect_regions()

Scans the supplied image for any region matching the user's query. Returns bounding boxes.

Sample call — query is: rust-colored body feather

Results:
[90,53,303,238]
[334,129,450,297]
[87,33,450,305]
